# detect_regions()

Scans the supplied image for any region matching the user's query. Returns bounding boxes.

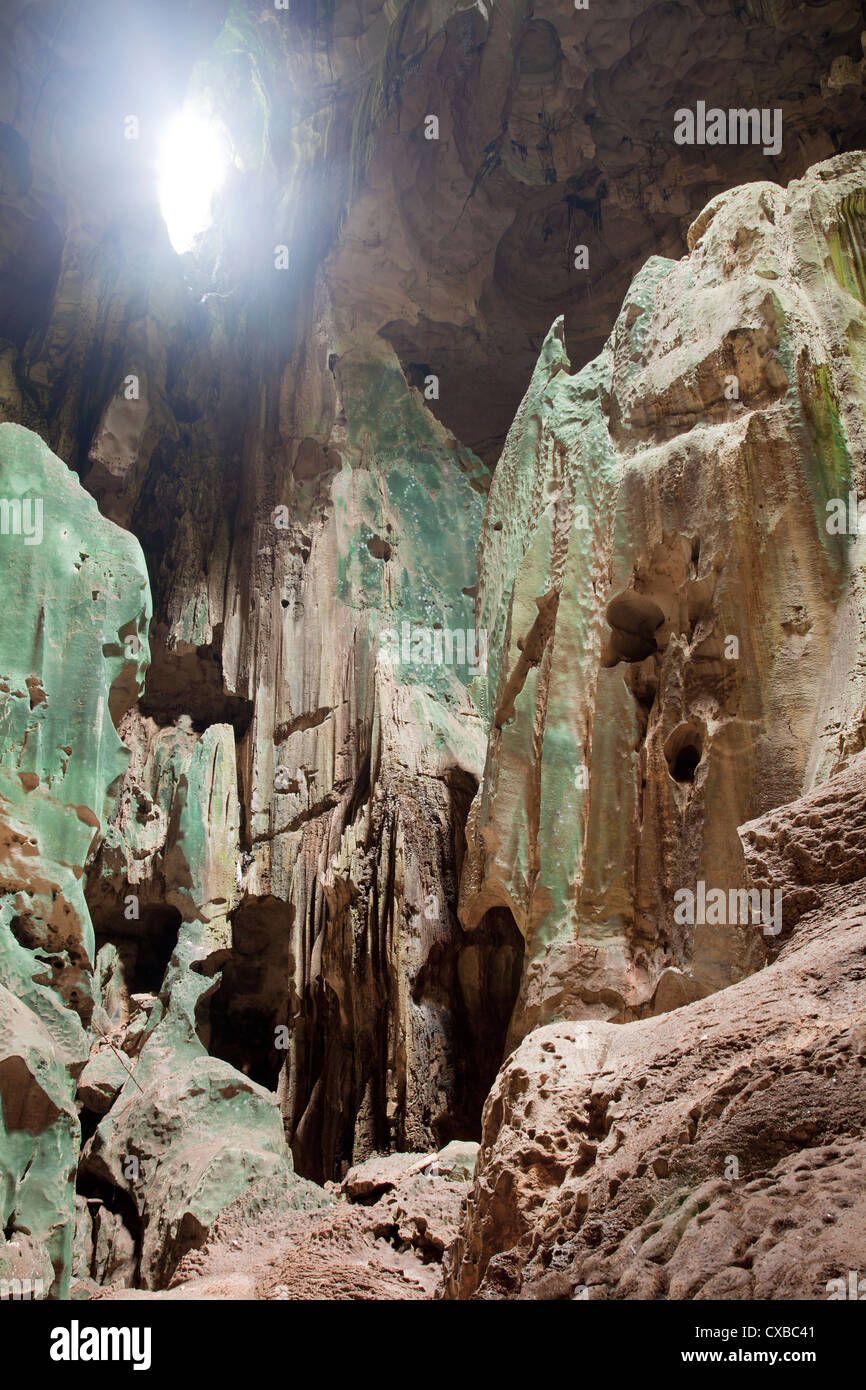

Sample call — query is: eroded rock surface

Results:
[460,150,866,1038]
[92,1142,471,1301]
[2,0,866,1300]
[0,425,307,1294]
[740,749,866,931]
[443,756,866,1299]
[0,423,150,1295]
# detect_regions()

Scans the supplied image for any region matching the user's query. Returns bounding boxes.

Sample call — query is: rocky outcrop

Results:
[739,749,866,931]
[81,339,500,1186]
[459,150,866,1039]
[0,423,150,1295]
[443,754,866,1299]
[0,424,311,1294]
[93,1141,474,1301]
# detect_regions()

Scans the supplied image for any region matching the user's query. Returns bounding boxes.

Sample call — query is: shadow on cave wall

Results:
[92,902,182,997]
[283,770,525,1183]
[196,895,291,1092]
[439,905,525,1146]
[412,773,525,1148]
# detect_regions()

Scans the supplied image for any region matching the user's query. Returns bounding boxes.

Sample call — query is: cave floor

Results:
[88,1170,467,1301]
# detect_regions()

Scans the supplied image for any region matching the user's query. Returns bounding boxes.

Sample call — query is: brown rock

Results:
[443,747,866,1299]
[739,750,866,931]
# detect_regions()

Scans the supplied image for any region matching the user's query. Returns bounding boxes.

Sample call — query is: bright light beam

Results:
[157,105,230,255]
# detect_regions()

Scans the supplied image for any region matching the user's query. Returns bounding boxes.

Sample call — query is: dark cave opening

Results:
[602,591,666,667]
[78,1104,103,1149]
[664,722,705,785]
[197,897,290,1091]
[425,904,525,1148]
[413,774,525,1148]
[75,1170,142,1235]
[289,770,522,1182]
[93,904,182,997]
[457,907,525,1138]
[671,742,701,783]
[74,1169,143,1287]
[139,621,254,734]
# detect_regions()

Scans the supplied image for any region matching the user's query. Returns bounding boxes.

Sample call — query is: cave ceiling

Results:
[2,0,865,475]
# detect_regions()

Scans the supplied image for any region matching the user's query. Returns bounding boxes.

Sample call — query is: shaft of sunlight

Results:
[157,105,230,254]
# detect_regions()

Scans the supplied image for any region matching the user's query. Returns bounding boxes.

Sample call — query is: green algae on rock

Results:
[0,422,150,1295]
[459,152,866,1043]
[0,423,308,1294]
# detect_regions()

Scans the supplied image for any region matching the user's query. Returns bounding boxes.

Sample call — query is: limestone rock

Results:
[0,1230,53,1298]
[344,1139,478,1198]
[76,1049,132,1115]
[0,423,150,1296]
[433,1140,479,1182]
[80,1056,298,1288]
[2,0,866,1302]
[91,1206,137,1289]
[145,1150,470,1299]
[343,1152,435,1202]
[443,751,866,1298]
[459,151,866,1040]
[0,424,302,1294]
[71,1197,94,1283]
[739,749,866,931]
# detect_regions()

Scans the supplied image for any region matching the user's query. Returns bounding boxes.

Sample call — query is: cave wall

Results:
[2,0,866,1290]
[0,423,150,1295]
[460,151,866,1040]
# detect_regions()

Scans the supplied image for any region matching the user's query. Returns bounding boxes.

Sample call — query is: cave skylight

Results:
[157,104,231,254]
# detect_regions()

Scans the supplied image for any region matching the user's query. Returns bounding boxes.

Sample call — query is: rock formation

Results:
[443,755,866,1300]
[1,0,865,1302]
[460,150,866,1039]
[0,424,315,1295]
[0,423,150,1295]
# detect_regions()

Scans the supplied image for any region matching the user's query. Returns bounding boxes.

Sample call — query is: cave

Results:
[198,897,290,1092]
[408,898,524,1151]
[93,904,182,997]
[1,0,866,1319]
[74,1169,143,1288]
[452,907,525,1142]
[664,721,706,785]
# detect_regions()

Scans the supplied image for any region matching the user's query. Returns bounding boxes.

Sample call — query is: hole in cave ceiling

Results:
[157,103,232,254]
